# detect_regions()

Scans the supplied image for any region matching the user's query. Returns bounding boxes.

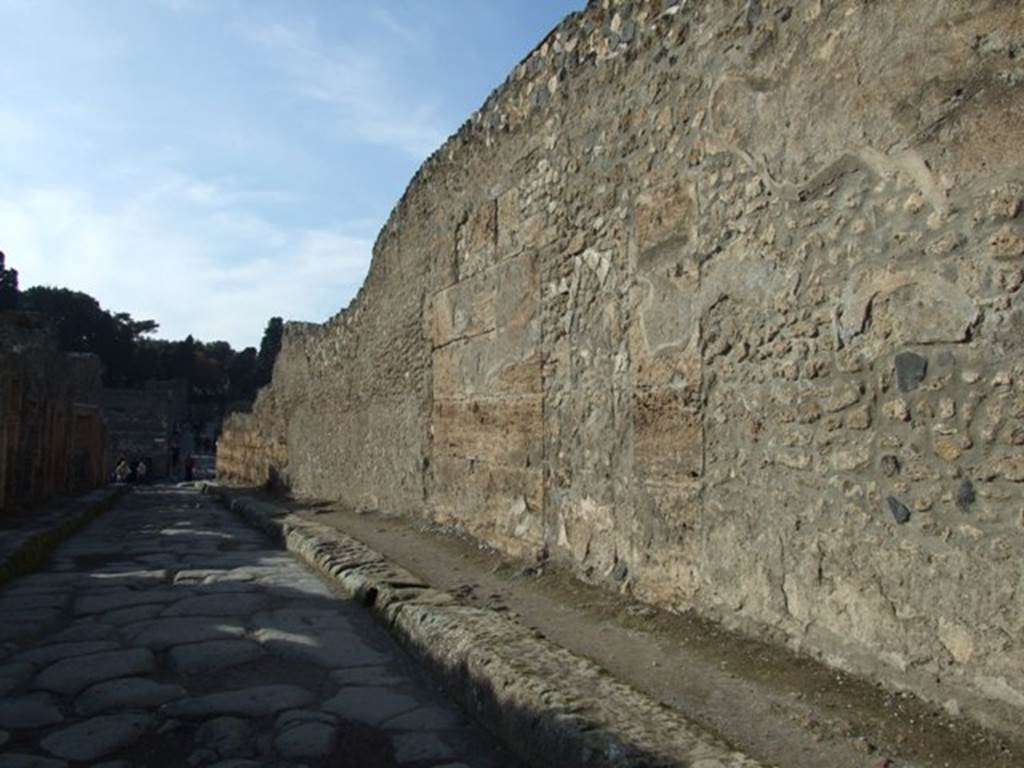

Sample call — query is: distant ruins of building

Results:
[219,0,1024,736]
[0,311,193,514]
[0,313,107,514]
[100,380,182,480]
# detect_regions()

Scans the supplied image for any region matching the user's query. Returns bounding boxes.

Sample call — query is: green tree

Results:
[19,286,157,385]
[255,317,284,387]
[0,251,18,311]
[227,346,258,399]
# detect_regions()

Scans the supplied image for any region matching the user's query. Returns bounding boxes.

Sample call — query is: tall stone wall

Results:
[0,314,107,513]
[218,0,1024,733]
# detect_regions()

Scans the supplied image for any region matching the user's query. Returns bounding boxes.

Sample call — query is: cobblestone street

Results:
[0,487,518,768]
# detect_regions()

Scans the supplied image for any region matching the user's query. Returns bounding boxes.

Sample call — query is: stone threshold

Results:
[208,484,767,768]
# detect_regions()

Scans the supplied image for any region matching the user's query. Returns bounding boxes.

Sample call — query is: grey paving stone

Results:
[163,685,314,718]
[384,704,463,731]
[0,662,35,684]
[135,554,181,567]
[321,687,418,725]
[0,755,69,768]
[391,732,456,764]
[32,648,155,695]
[7,574,76,590]
[193,582,261,594]
[161,593,267,618]
[45,623,115,643]
[253,626,386,668]
[0,593,68,611]
[256,576,333,598]
[196,716,253,759]
[74,589,183,616]
[41,713,153,762]
[1,608,60,624]
[330,666,407,687]
[0,692,64,729]
[274,709,336,729]
[274,721,337,759]
[123,618,246,649]
[98,604,166,626]
[76,677,187,716]
[167,639,264,674]
[0,622,44,642]
[83,569,168,586]
[177,569,252,587]
[15,641,119,665]
[187,749,219,768]
[0,663,33,696]
[249,608,350,632]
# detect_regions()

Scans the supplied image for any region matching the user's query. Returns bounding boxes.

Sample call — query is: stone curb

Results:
[0,486,127,588]
[210,487,769,768]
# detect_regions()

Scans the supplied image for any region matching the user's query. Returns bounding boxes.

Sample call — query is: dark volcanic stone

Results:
[956,479,976,510]
[886,497,912,525]
[894,352,928,392]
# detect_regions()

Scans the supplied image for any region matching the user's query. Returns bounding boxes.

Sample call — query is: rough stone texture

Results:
[0,693,64,729]
[75,677,187,716]
[162,685,313,719]
[40,713,152,762]
[217,0,1024,736]
[0,756,68,768]
[226,493,768,768]
[0,314,107,515]
[195,716,253,759]
[32,648,155,695]
[166,639,263,674]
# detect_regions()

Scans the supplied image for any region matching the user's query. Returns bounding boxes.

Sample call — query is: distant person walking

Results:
[184,454,195,482]
[114,457,130,484]
[136,459,148,484]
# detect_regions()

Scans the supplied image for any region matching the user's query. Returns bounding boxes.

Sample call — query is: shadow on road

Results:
[0,485,521,768]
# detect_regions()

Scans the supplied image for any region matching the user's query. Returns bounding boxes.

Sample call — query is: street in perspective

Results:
[0,486,520,768]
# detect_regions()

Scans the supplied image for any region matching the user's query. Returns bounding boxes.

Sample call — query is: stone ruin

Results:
[218,0,1024,735]
[0,313,107,513]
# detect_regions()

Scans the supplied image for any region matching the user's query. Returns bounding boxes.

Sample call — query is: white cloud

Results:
[0,174,372,349]
[237,18,449,159]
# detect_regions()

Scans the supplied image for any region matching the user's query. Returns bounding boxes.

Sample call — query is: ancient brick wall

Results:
[218,0,1024,732]
[0,314,108,512]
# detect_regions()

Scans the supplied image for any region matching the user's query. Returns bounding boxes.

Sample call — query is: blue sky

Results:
[0,0,581,348]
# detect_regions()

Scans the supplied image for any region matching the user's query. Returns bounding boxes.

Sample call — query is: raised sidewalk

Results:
[210,486,765,768]
[0,486,125,588]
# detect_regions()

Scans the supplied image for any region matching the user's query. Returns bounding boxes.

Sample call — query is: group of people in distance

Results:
[113,453,196,484]
[112,456,152,484]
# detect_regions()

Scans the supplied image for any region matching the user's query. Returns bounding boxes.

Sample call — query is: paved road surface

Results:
[0,486,520,768]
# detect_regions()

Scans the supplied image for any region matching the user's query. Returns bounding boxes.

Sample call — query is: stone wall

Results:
[218,0,1024,733]
[101,383,178,478]
[0,314,107,513]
